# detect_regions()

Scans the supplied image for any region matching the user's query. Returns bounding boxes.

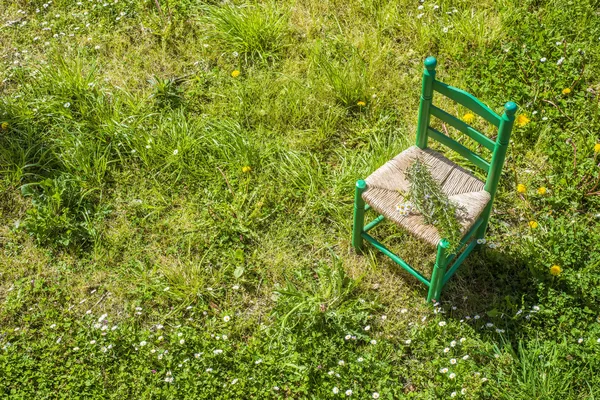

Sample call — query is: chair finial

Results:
[504,101,517,116]
[424,56,437,71]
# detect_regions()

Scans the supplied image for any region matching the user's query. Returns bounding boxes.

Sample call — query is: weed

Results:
[149,76,185,109]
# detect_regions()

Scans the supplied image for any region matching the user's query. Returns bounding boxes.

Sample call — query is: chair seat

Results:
[362,146,491,246]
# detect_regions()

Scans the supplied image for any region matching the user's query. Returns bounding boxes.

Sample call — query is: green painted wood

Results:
[429,105,495,151]
[364,215,385,232]
[443,217,484,266]
[427,127,490,173]
[485,101,516,193]
[478,101,517,238]
[352,180,366,251]
[415,56,437,149]
[427,239,449,302]
[433,81,501,127]
[364,204,371,211]
[442,240,477,286]
[361,232,431,287]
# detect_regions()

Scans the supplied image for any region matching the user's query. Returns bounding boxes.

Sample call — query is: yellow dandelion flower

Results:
[549,265,562,276]
[562,88,571,95]
[462,113,475,124]
[0,122,8,130]
[594,143,600,153]
[537,187,547,195]
[231,70,241,78]
[528,220,538,229]
[517,184,526,193]
[516,114,530,127]
[356,101,366,107]
[241,165,251,173]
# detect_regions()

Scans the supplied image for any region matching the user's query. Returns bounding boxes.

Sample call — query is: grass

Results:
[1,0,600,398]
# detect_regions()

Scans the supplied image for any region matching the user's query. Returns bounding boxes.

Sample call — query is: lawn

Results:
[1,0,600,398]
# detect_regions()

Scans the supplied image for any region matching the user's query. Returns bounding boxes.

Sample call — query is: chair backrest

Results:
[414,56,516,199]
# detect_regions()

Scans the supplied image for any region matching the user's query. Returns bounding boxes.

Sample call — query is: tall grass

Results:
[204,3,288,64]
[491,339,580,400]
[311,44,370,110]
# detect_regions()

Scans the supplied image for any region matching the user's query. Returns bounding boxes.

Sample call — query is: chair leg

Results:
[352,180,367,252]
[427,239,449,303]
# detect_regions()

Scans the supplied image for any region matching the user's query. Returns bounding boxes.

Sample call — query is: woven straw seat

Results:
[362,146,491,246]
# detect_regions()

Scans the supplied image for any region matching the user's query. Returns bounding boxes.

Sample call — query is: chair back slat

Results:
[429,105,495,151]
[427,127,490,173]
[433,81,501,127]
[415,56,516,200]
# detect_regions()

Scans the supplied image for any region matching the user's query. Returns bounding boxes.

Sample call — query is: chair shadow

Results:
[435,247,547,345]
[367,231,546,345]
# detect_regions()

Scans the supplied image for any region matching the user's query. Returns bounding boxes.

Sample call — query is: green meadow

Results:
[1,0,599,398]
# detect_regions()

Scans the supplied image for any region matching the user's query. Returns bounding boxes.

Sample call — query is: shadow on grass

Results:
[364,228,542,340]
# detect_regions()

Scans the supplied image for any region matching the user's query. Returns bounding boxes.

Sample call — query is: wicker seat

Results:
[362,146,490,246]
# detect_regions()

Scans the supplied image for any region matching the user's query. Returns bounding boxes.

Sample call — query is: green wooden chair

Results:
[352,56,517,303]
